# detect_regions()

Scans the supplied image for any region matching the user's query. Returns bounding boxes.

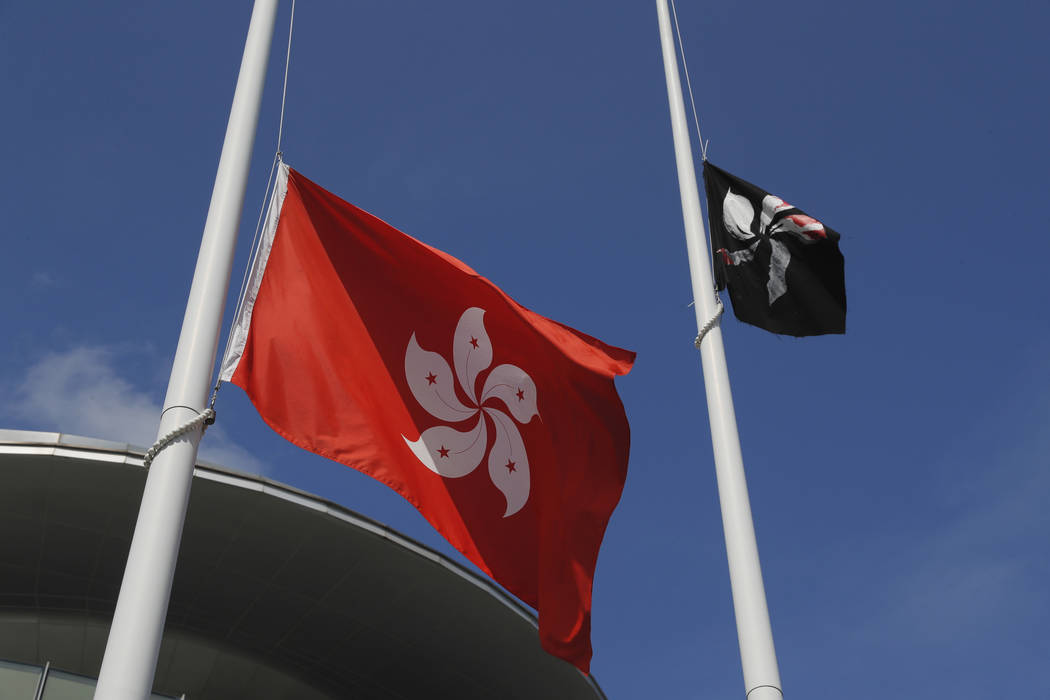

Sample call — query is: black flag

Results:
[702,161,846,336]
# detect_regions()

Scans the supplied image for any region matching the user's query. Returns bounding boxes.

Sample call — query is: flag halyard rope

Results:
[142,408,216,470]
[215,1,296,407]
[694,295,724,349]
[670,0,708,161]
[669,0,721,305]
[275,0,296,159]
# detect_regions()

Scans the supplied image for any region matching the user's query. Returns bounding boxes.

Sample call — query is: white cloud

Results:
[11,346,159,443]
[5,345,267,475]
[30,270,60,289]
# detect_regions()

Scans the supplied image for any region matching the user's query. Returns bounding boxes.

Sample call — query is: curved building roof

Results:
[0,429,606,699]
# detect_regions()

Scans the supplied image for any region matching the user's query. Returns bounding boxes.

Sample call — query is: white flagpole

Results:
[654,2,784,698]
[94,1,280,698]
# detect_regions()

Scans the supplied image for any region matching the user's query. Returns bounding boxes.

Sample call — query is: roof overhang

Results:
[0,429,606,699]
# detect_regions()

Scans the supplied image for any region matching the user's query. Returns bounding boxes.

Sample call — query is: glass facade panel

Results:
[0,660,181,700]
[0,660,42,700]
[40,669,95,700]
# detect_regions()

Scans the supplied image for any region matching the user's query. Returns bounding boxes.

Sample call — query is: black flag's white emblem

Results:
[703,161,846,336]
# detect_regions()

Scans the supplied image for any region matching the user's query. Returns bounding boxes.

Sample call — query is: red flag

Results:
[220,165,634,671]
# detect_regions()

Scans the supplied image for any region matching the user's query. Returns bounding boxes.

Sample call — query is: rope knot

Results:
[694,297,724,349]
[142,408,217,470]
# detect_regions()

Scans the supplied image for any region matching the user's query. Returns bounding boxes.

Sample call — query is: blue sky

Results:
[2,1,1049,697]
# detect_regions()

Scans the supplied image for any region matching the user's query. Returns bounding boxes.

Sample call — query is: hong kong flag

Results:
[219,164,634,672]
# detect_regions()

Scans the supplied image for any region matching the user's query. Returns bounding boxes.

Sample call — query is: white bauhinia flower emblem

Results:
[401,307,538,517]
[719,188,828,305]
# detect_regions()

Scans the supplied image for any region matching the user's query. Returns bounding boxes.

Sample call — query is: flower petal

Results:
[403,414,487,478]
[767,238,791,305]
[405,333,477,422]
[453,307,492,401]
[770,213,827,244]
[484,407,530,517]
[760,195,793,233]
[722,189,756,241]
[717,239,760,266]
[480,364,538,424]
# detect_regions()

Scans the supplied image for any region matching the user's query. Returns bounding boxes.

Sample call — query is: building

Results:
[0,429,606,699]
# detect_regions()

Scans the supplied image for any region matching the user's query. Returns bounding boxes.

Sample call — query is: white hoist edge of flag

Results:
[219,162,291,383]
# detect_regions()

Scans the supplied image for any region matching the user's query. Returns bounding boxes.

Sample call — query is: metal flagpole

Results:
[654,1,784,699]
[94,1,280,698]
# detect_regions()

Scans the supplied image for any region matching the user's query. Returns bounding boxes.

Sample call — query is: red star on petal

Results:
[515,388,525,401]
[505,460,516,473]
[437,446,450,458]
[469,337,480,349]
[425,372,437,385]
